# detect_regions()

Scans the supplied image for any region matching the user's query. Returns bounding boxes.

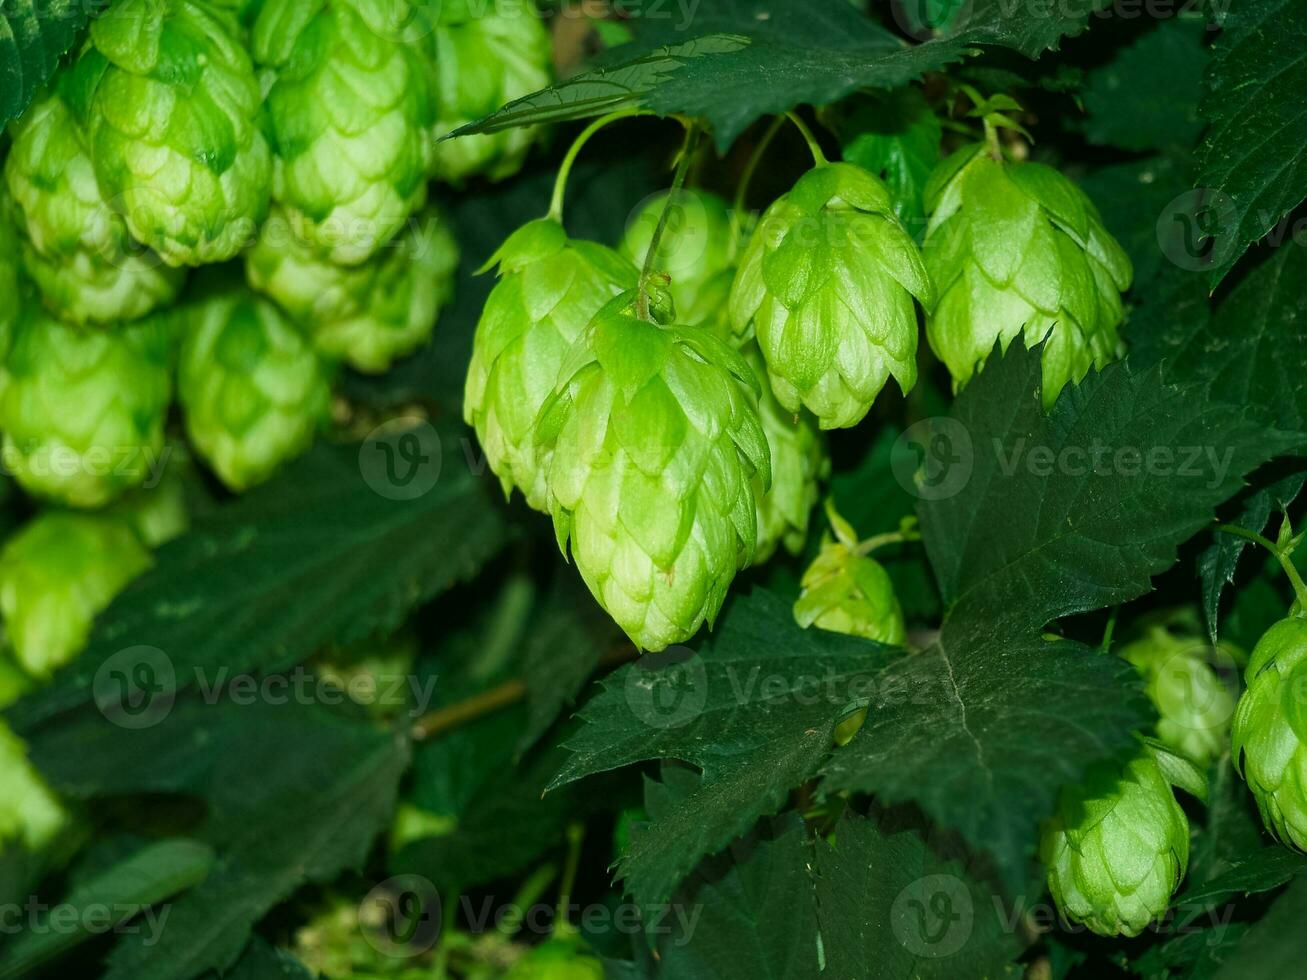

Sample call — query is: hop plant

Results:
[0,197,20,339]
[247,205,460,372]
[729,161,933,429]
[1040,750,1189,937]
[534,292,770,652]
[0,511,152,678]
[505,938,605,980]
[78,0,270,266]
[464,218,637,511]
[1120,624,1236,768]
[0,306,172,508]
[0,722,72,855]
[427,0,553,184]
[105,445,192,547]
[5,80,184,325]
[253,0,434,264]
[793,504,905,643]
[922,142,1133,408]
[178,281,333,491]
[1232,616,1307,850]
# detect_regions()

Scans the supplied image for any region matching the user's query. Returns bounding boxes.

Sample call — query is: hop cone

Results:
[427,0,552,184]
[729,162,933,429]
[534,294,770,652]
[0,306,172,508]
[105,445,191,547]
[1040,750,1188,937]
[0,196,20,339]
[619,189,737,327]
[0,511,151,677]
[79,0,270,266]
[464,218,637,511]
[248,205,460,372]
[1121,625,1236,768]
[1232,616,1307,850]
[0,721,71,855]
[793,505,904,643]
[922,144,1133,408]
[253,0,434,264]
[505,939,605,980]
[178,282,332,491]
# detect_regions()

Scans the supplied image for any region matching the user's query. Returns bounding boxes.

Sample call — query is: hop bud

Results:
[922,144,1133,408]
[0,722,72,856]
[1040,750,1189,937]
[248,205,460,373]
[105,444,191,548]
[0,511,151,677]
[729,162,932,429]
[793,505,904,643]
[4,79,184,324]
[620,189,738,328]
[178,281,333,491]
[1232,617,1307,850]
[0,306,172,508]
[428,0,553,184]
[79,0,270,266]
[1120,625,1236,768]
[253,0,434,264]
[535,295,770,651]
[464,219,637,511]
[505,938,605,980]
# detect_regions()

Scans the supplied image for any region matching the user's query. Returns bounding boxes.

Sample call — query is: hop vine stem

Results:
[547,109,651,223]
[636,120,702,322]
[1215,523,1307,612]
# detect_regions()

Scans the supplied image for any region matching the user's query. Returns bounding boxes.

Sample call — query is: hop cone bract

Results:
[253,0,434,264]
[0,306,172,508]
[1040,750,1189,937]
[428,0,552,184]
[534,295,770,651]
[922,144,1133,408]
[793,505,904,643]
[5,78,184,324]
[464,218,636,511]
[178,282,332,491]
[1232,616,1307,850]
[730,162,932,429]
[0,511,151,677]
[80,0,270,266]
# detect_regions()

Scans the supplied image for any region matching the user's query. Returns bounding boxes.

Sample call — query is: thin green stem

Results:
[548,109,650,223]
[1100,608,1118,654]
[853,528,921,558]
[729,115,786,251]
[636,121,701,321]
[554,822,585,938]
[784,111,829,167]
[1215,523,1307,612]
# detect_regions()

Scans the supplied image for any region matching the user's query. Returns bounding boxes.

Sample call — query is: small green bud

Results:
[922,145,1133,409]
[1040,750,1189,937]
[505,938,605,980]
[794,536,905,645]
[730,162,932,429]
[464,218,637,511]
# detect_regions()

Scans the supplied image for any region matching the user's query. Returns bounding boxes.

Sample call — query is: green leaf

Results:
[1197,0,1307,286]
[1211,874,1307,978]
[813,807,1023,977]
[1174,847,1307,913]
[8,425,511,733]
[1187,757,1274,887]
[0,0,87,130]
[656,813,819,980]
[218,937,314,980]
[0,838,215,980]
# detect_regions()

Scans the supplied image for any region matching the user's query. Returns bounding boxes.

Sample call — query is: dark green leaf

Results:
[0,0,87,130]
[215,937,314,980]
[1174,846,1306,913]
[1211,874,1307,978]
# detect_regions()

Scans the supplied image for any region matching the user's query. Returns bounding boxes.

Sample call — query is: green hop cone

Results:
[729,161,933,429]
[1232,616,1307,850]
[1040,750,1189,937]
[922,144,1133,408]
[105,444,192,547]
[0,194,20,338]
[534,293,770,652]
[4,78,184,324]
[464,218,637,511]
[248,205,460,372]
[505,938,605,980]
[253,0,434,264]
[428,0,553,184]
[178,281,333,491]
[0,306,172,508]
[78,0,270,266]
[0,721,72,854]
[619,189,737,327]
[1121,625,1236,768]
[793,504,905,643]
[0,511,152,678]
